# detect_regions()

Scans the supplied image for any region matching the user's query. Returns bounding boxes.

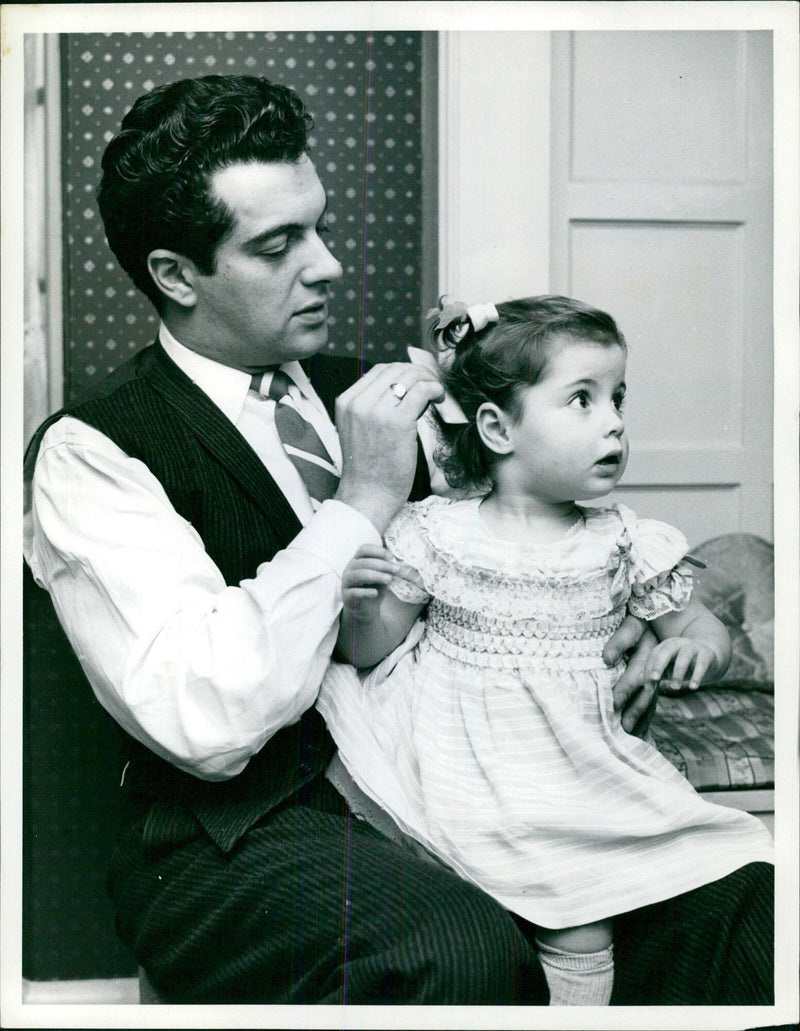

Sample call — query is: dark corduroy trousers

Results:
[611,859,773,1005]
[108,776,773,1005]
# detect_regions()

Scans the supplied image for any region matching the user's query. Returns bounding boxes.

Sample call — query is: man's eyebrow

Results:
[242,200,330,251]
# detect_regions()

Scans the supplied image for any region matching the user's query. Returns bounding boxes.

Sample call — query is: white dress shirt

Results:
[158,327,343,522]
[23,327,381,781]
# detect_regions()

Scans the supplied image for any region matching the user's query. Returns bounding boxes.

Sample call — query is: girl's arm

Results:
[335,544,426,668]
[645,599,732,689]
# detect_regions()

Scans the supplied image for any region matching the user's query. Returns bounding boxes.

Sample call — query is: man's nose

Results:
[304,234,343,284]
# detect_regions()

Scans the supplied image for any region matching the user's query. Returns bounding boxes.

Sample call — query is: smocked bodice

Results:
[424,600,626,670]
[385,496,694,671]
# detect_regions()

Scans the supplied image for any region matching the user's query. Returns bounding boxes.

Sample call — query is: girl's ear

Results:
[147,250,199,309]
[475,402,515,456]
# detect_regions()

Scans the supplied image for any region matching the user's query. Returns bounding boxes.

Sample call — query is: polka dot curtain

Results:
[62,31,424,402]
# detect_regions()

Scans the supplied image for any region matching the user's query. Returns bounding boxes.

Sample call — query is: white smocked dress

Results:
[318,497,773,928]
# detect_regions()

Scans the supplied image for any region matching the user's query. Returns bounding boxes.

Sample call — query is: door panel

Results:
[570,31,748,184]
[551,31,773,546]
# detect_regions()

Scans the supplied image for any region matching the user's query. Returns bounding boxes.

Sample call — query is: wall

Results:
[61,30,426,402]
[437,31,552,300]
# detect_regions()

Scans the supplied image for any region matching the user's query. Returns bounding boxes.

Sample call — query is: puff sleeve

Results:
[382,499,438,604]
[615,504,695,620]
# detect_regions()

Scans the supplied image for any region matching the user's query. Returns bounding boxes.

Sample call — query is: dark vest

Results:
[25,342,431,851]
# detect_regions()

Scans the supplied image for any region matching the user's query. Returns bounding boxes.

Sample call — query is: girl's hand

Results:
[341,544,400,620]
[644,637,719,691]
[336,545,426,667]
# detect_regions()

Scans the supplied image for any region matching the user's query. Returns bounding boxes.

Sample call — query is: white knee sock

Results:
[535,940,614,1006]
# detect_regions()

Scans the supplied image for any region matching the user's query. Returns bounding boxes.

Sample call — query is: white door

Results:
[549,31,773,547]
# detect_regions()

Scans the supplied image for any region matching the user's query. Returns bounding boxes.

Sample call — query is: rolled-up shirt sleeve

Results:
[25,417,380,780]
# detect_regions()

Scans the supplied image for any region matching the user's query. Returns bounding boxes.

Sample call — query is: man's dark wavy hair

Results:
[97,75,313,311]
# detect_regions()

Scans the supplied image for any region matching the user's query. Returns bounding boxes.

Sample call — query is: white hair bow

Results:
[426,296,499,345]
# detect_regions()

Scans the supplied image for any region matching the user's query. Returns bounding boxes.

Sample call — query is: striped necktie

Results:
[251,369,340,506]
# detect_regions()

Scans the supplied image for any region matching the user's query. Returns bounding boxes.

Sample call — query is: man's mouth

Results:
[296,298,327,316]
[295,301,328,324]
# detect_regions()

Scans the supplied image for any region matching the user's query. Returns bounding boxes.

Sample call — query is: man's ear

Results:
[147,250,199,309]
[475,402,514,456]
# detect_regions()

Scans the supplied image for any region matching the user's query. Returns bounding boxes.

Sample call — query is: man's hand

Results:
[334,363,444,534]
[603,614,659,736]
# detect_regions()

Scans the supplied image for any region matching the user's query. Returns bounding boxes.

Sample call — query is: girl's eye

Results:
[569,390,591,409]
[613,392,626,412]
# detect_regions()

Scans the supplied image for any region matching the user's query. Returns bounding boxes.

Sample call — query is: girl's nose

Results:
[606,407,625,436]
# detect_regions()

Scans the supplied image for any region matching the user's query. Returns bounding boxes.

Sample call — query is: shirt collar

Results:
[158,322,313,424]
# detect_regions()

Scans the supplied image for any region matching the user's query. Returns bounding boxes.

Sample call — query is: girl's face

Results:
[504,335,628,503]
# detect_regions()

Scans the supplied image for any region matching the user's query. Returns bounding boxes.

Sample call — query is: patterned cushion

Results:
[648,534,775,792]
[690,534,774,690]
[648,688,774,791]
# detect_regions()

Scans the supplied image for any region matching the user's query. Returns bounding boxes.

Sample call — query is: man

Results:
[24,75,772,1005]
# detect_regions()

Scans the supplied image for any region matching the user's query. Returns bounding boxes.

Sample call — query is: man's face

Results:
[187,157,343,372]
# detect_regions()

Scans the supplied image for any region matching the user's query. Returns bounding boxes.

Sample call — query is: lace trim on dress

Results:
[383,497,695,625]
[389,574,430,605]
[628,560,694,619]
[611,504,695,619]
[385,497,616,581]
[385,501,624,620]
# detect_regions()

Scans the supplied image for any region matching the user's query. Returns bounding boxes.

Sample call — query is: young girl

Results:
[317,295,774,1006]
